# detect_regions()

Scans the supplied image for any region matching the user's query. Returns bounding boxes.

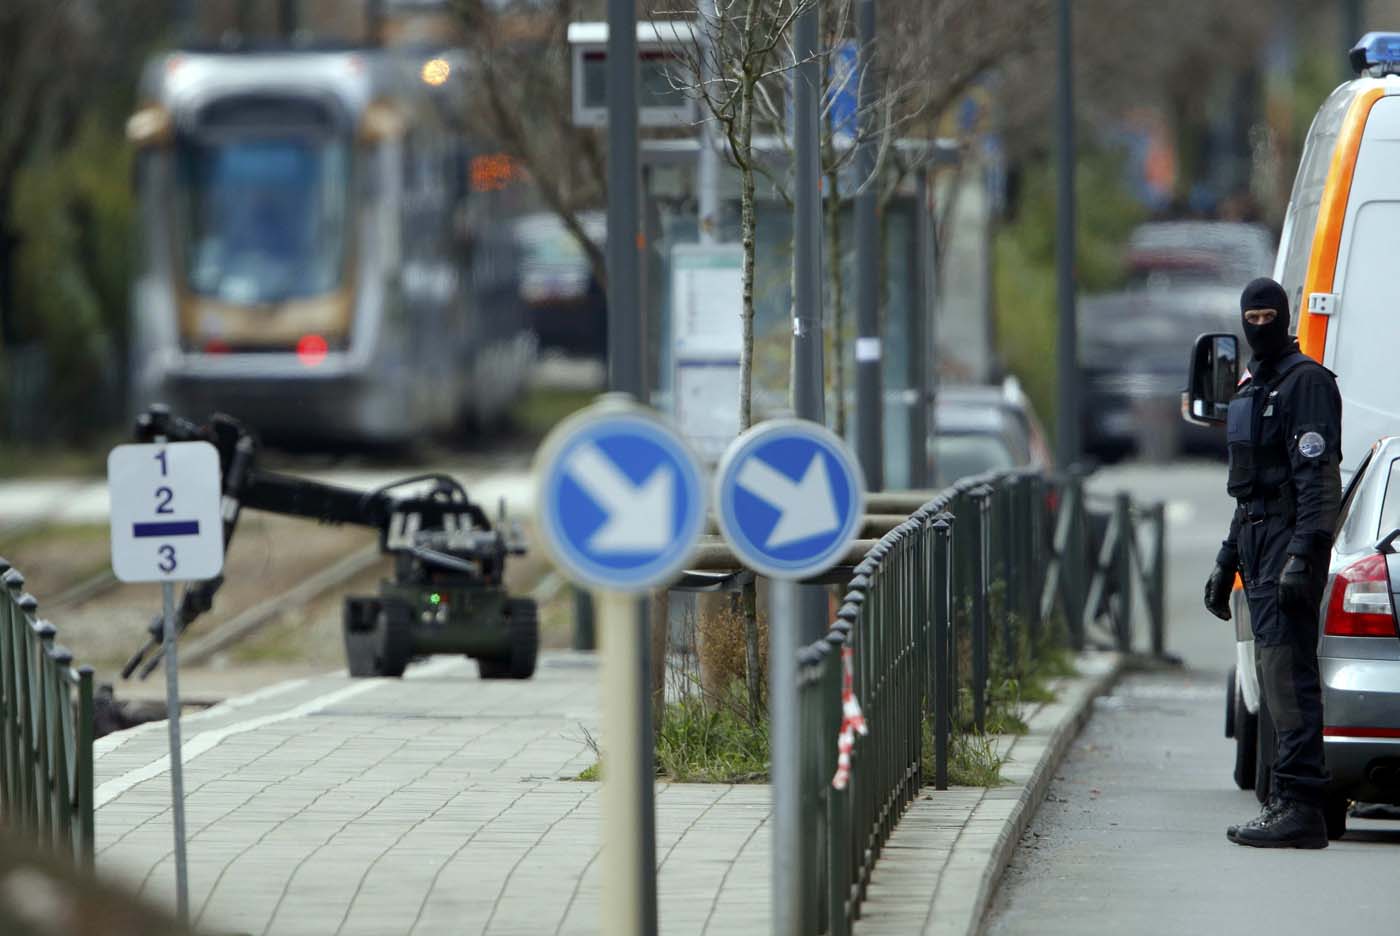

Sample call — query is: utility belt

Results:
[1239,484,1295,526]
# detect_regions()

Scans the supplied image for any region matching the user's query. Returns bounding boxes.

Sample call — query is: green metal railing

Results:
[797,469,1167,934]
[0,558,95,868]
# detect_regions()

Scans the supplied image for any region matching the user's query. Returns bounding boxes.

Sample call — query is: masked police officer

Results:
[1204,277,1341,849]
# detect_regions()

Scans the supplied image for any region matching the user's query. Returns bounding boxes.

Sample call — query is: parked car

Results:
[1080,220,1272,461]
[1080,286,1245,460]
[928,380,1050,488]
[1124,220,1274,291]
[514,211,607,358]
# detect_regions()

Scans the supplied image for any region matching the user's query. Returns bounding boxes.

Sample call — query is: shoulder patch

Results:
[1298,431,1326,460]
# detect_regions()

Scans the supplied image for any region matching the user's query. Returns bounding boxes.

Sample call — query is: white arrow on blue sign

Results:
[534,400,707,592]
[714,419,866,580]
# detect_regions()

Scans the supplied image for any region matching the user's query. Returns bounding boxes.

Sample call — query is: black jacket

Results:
[1217,344,1343,569]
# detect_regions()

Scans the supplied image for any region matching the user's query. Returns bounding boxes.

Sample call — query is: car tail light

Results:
[1324,553,1399,637]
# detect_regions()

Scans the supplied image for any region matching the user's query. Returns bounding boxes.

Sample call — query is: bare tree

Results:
[453,0,611,289]
[661,0,821,433]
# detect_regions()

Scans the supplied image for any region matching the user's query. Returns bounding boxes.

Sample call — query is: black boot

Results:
[1226,797,1283,843]
[1233,799,1328,849]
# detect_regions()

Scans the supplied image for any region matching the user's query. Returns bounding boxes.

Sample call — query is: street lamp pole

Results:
[793,8,826,428]
[1054,0,1079,468]
[854,0,884,491]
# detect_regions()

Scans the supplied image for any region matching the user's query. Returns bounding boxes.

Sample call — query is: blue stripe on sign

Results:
[132,521,200,538]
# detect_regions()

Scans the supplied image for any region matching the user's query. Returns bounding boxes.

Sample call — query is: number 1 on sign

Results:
[155,450,168,476]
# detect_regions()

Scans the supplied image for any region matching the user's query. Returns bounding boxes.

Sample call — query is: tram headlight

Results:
[421,58,450,86]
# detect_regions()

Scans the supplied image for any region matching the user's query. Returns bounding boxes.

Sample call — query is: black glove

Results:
[1204,563,1234,621]
[1278,554,1312,615]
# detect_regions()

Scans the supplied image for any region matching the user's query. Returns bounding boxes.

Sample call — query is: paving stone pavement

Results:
[95,653,771,936]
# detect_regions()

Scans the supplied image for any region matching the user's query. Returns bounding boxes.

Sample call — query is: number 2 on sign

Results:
[158,544,177,573]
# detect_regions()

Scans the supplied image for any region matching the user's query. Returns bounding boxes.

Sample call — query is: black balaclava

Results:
[1240,276,1292,361]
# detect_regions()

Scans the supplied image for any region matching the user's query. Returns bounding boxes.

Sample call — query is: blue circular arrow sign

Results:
[714,419,866,580]
[534,400,706,592]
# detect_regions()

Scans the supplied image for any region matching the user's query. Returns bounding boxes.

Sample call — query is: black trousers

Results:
[1239,513,1330,807]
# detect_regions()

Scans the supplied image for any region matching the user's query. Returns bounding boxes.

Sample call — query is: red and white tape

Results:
[831,645,868,791]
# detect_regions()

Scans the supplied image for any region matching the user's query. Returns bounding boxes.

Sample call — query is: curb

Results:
[968,651,1125,936]
[852,650,1125,936]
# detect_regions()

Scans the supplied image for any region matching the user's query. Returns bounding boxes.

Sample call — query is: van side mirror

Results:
[1183,333,1239,426]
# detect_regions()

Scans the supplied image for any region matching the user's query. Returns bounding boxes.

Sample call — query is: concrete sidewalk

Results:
[95,647,1120,936]
[95,653,770,936]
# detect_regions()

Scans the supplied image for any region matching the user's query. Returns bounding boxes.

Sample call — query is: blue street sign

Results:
[714,419,866,580]
[535,400,707,592]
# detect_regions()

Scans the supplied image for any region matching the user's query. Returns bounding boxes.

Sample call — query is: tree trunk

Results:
[741,580,761,720]
[737,79,758,432]
[650,589,669,741]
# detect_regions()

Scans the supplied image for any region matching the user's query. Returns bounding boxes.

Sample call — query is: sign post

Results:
[714,420,865,936]
[534,397,706,936]
[108,439,225,925]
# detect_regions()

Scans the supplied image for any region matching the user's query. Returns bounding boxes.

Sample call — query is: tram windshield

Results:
[178,134,349,304]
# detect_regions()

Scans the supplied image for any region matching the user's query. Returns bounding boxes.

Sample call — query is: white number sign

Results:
[108,442,225,583]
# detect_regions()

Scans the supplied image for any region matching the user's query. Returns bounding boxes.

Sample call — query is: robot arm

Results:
[121,407,515,679]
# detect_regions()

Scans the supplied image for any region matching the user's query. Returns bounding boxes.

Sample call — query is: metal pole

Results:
[1066,472,1086,651]
[908,170,930,489]
[278,0,298,37]
[792,0,831,658]
[161,580,189,925]
[1054,0,1079,467]
[854,0,883,490]
[972,488,991,731]
[176,0,196,44]
[932,517,951,790]
[608,0,643,399]
[573,588,596,651]
[1115,492,1134,653]
[1000,481,1016,672]
[1151,502,1167,658]
[603,6,656,932]
[792,6,825,425]
[769,577,802,936]
[634,596,658,935]
[1344,0,1365,78]
[597,590,650,936]
[698,0,721,244]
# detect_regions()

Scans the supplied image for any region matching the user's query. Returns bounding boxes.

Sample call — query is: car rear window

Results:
[931,435,1015,488]
[1376,458,1400,544]
[1334,452,1390,554]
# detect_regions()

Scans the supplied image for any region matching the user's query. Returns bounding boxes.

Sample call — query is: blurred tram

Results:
[125,14,533,445]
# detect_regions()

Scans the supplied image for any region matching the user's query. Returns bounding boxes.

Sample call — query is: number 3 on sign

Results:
[158,544,177,573]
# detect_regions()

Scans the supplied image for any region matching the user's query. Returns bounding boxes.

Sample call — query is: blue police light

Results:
[1350,32,1400,76]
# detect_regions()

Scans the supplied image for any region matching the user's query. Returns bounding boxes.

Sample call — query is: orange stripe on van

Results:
[1297,87,1385,361]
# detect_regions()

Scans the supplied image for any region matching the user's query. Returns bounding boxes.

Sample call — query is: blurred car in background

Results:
[514,211,607,358]
[1080,220,1272,461]
[1124,220,1274,292]
[928,380,1050,488]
